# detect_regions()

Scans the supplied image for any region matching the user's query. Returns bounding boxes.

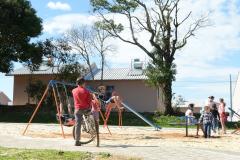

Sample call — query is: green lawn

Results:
[0,147,140,160]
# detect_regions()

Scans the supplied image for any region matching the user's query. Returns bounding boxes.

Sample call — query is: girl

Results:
[218,98,227,134]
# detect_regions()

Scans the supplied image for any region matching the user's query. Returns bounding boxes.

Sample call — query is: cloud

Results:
[47,1,71,11]
[42,0,240,105]
[43,14,97,34]
[43,0,240,74]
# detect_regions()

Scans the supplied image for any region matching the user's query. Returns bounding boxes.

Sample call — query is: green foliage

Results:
[40,39,74,69]
[0,105,57,123]
[145,48,177,87]
[145,61,176,87]
[99,112,155,126]
[25,80,46,104]
[0,106,238,130]
[0,0,43,73]
[90,0,206,115]
[91,0,138,13]
[95,20,124,34]
[0,147,139,160]
[58,62,87,83]
[99,152,111,158]
[0,147,91,160]
[153,115,185,128]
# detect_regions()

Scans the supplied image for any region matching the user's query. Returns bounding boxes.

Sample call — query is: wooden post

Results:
[22,84,49,136]
[185,116,188,137]
[52,84,65,138]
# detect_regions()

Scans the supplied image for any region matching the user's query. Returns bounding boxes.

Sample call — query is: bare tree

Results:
[91,23,116,82]
[65,26,95,80]
[90,0,208,114]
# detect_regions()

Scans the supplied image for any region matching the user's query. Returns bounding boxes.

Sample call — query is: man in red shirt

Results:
[72,77,92,146]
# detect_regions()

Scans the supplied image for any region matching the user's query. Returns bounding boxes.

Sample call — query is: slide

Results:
[121,102,161,130]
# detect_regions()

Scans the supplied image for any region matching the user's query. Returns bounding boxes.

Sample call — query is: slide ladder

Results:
[121,102,161,130]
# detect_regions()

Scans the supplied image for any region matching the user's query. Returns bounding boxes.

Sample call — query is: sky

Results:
[1,0,240,107]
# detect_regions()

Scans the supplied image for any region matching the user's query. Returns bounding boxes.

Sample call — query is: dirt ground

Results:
[0,123,240,160]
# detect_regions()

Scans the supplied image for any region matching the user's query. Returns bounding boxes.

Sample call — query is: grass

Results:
[0,147,140,160]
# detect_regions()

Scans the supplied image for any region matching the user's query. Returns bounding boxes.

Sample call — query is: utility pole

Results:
[230,74,233,122]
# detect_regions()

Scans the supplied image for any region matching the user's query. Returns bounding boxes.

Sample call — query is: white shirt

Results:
[185,109,193,116]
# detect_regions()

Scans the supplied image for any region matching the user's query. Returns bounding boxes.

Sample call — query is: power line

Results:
[173,81,238,84]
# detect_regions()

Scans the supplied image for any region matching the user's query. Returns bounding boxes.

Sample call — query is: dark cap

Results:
[208,96,214,99]
[76,77,85,85]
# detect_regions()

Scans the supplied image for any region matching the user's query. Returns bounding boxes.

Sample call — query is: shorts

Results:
[92,111,99,121]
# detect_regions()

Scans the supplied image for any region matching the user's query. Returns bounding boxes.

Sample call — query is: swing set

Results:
[22,80,124,138]
[22,79,161,141]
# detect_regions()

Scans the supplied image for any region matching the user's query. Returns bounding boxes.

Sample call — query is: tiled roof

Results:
[6,66,58,76]
[7,64,148,81]
[85,68,147,80]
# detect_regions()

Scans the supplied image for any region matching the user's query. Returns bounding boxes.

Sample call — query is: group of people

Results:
[185,96,228,138]
[71,76,229,145]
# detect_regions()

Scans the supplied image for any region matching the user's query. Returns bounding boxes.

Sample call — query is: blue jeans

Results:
[203,122,212,138]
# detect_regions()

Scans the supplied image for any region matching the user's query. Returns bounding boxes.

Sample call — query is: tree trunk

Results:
[86,60,95,80]
[100,54,105,84]
[157,80,174,115]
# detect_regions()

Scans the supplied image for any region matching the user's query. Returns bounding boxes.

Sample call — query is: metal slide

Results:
[121,102,161,130]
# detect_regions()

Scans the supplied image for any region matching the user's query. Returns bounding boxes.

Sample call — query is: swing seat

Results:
[56,114,75,127]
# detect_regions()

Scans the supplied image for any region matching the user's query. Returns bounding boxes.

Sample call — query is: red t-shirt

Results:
[72,86,92,110]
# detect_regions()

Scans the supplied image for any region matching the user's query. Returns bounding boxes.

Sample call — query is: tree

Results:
[40,38,76,74]
[58,62,87,83]
[25,80,46,104]
[90,0,207,114]
[0,0,43,73]
[39,38,87,82]
[91,23,116,82]
[64,26,95,80]
[172,94,186,113]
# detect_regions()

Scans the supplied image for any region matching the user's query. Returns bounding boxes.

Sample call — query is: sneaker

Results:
[75,141,81,146]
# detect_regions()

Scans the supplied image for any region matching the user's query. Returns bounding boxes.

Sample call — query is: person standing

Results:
[185,103,194,124]
[199,106,213,138]
[210,103,220,134]
[206,96,216,109]
[218,98,227,134]
[72,77,92,146]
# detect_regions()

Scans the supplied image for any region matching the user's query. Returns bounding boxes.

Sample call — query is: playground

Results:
[0,123,240,160]
[2,79,240,159]
[5,79,238,160]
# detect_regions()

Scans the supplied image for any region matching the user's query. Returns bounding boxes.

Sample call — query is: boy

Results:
[199,105,214,138]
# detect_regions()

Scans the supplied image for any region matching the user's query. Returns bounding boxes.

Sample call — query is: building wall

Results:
[13,76,158,112]
[87,80,158,112]
[178,107,201,114]
[13,75,55,105]
[233,73,240,121]
[0,92,11,105]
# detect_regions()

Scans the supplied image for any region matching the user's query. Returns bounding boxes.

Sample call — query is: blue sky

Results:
[1,0,240,107]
